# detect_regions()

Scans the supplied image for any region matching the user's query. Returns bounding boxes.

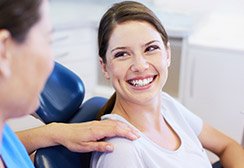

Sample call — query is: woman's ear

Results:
[0,30,11,77]
[99,57,110,80]
[166,42,171,67]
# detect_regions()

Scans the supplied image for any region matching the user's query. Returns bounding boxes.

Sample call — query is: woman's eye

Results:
[145,45,160,52]
[114,51,128,58]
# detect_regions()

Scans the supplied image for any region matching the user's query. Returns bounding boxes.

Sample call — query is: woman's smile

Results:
[127,75,157,88]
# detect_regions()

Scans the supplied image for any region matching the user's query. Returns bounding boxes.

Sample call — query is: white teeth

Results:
[130,77,153,87]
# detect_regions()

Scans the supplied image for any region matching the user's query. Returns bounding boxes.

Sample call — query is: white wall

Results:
[151,0,244,16]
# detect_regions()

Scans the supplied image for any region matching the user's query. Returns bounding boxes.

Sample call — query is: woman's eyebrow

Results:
[111,46,128,53]
[110,40,161,53]
[144,40,160,46]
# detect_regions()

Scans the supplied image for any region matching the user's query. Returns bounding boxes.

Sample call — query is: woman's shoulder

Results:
[91,136,143,168]
[98,114,142,152]
[91,114,144,167]
[111,135,144,155]
[107,136,139,152]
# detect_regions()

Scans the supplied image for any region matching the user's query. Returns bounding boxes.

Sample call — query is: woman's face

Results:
[101,21,171,104]
[4,0,54,119]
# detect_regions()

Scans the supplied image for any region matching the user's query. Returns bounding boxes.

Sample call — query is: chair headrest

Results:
[36,62,85,124]
[70,96,108,123]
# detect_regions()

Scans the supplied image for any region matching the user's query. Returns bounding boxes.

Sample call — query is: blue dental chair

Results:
[33,62,222,168]
[34,62,107,168]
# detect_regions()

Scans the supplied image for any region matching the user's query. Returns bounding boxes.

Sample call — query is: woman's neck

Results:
[112,95,181,150]
[112,95,163,132]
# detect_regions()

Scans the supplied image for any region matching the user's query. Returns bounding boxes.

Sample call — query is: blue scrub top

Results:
[0,124,34,168]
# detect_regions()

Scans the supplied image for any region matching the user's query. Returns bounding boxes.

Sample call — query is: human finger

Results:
[71,141,114,153]
[95,120,140,140]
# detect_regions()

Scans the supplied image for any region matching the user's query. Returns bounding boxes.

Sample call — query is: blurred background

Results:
[8,0,244,163]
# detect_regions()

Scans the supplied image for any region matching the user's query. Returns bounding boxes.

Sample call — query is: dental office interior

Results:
[8,0,244,163]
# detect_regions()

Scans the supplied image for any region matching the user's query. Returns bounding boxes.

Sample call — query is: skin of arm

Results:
[16,120,139,154]
[199,123,244,168]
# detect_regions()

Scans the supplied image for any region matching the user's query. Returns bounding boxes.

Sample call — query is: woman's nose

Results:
[130,56,149,72]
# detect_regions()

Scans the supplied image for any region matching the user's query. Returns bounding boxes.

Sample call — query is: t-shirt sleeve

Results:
[91,137,144,168]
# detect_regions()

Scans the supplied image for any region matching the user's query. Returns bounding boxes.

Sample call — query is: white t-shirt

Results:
[91,92,212,168]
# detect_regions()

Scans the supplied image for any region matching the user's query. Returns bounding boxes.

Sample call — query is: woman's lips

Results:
[127,75,157,87]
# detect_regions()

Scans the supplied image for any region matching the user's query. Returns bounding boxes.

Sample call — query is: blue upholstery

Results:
[212,161,223,168]
[36,62,85,123]
[34,62,107,168]
[70,96,107,123]
[34,97,107,168]
[34,146,84,168]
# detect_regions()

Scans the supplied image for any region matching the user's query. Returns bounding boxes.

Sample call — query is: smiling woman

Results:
[100,20,170,104]
[91,1,244,168]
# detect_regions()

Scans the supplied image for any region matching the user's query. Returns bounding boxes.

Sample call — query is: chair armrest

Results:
[34,145,91,168]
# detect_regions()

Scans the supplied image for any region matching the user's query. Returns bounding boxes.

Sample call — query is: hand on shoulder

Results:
[52,120,140,153]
